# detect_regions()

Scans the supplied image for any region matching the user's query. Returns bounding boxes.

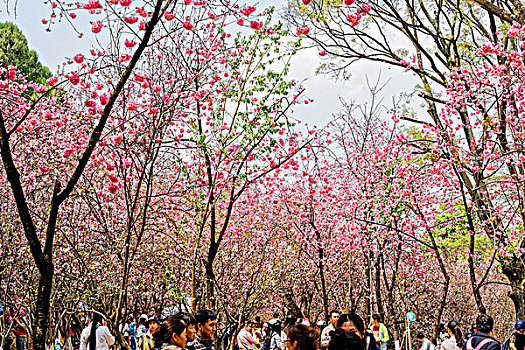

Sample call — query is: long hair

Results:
[447,320,463,348]
[89,312,103,350]
[155,316,187,345]
[285,324,320,350]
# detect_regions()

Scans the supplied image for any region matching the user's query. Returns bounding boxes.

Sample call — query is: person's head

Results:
[476,314,494,334]
[147,317,161,333]
[337,313,365,339]
[315,321,326,332]
[515,320,525,334]
[196,309,217,340]
[284,324,320,350]
[372,314,381,327]
[447,320,463,347]
[139,314,148,325]
[245,321,255,332]
[273,313,280,319]
[159,317,187,347]
[329,310,341,327]
[272,321,282,334]
[417,332,425,341]
[174,312,197,343]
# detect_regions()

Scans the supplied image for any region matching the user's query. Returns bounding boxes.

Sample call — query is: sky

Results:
[0,0,419,128]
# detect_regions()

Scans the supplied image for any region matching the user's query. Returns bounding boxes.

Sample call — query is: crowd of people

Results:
[2,306,525,350]
[75,309,525,350]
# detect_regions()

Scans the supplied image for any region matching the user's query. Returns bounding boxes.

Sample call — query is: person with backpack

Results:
[462,315,500,350]
[503,321,525,350]
[269,321,284,350]
[130,319,138,350]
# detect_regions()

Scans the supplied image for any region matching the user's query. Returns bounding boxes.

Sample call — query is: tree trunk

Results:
[205,245,218,309]
[33,263,53,350]
[501,256,525,319]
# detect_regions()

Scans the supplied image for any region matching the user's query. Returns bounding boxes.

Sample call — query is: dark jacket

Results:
[463,332,501,350]
[328,329,376,350]
[186,334,216,350]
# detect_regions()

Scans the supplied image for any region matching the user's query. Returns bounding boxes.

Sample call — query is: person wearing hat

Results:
[136,314,149,340]
[504,321,525,350]
[138,317,161,350]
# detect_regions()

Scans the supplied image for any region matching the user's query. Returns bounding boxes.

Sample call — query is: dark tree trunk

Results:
[33,264,54,350]
[501,256,525,319]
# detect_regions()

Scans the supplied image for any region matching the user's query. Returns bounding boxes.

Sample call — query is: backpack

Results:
[502,335,516,350]
[466,337,497,350]
[129,322,137,338]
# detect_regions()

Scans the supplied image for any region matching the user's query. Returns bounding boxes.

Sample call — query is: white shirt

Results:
[442,336,460,350]
[321,324,336,347]
[79,323,116,350]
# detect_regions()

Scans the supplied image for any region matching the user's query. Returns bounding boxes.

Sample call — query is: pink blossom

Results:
[108,183,118,194]
[250,21,263,30]
[83,0,102,9]
[164,11,176,21]
[182,21,194,30]
[302,0,312,4]
[42,18,48,24]
[125,39,136,47]
[70,13,77,19]
[124,16,138,24]
[74,54,84,63]
[68,72,80,85]
[99,93,109,105]
[237,18,244,26]
[319,51,327,56]
[240,6,256,16]
[296,26,310,35]
[47,77,58,86]
[91,21,103,33]
[120,0,131,6]
[358,4,371,15]
[344,0,355,4]
[346,13,360,26]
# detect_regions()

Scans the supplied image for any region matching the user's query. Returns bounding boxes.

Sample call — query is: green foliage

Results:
[435,203,492,260]
[0,22,52,85]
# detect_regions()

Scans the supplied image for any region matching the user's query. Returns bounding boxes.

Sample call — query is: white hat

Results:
[140,314,148,320]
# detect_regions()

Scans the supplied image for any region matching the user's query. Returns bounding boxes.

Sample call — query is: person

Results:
[138,317,161,350]
[462,315,500,350]
[79,312,116,350]
[156,316,188,350]
[370,315,389,350]
[269,321,284,350]
[329,313,376,350]
[12,310,28,350]
[120,319,130,344]
[137,315,149,340]
[186,309,217,350]
[417,332,435,350]
[503,321,525,350]
[284,324,319,350]
[175,313,197,344]
[321,310,340,349]
[130,319,138,350]
[442,321,463,350]
[237,320,259,350]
